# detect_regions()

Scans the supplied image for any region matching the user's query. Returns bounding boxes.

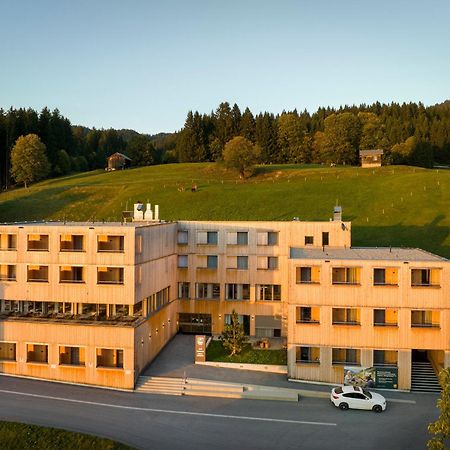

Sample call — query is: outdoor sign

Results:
[344,366,398,389]
[195,335,206,362]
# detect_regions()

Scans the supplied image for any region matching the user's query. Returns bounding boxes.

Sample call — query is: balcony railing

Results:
[374,322,398,327]
[27,278,48,283]
[97,280,124,285]
[296,319,320,324]
[411,322,440,328]
[332,321,360,326]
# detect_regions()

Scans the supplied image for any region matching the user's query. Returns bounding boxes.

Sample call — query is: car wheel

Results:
[372,405,382,413]
[339,402,349,410]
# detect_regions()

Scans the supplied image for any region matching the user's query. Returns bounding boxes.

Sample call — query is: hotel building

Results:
[0,204,448,390]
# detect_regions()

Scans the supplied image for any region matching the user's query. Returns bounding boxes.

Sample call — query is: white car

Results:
[330,385,387,412]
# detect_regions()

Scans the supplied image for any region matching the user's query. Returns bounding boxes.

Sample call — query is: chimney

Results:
[134,202,144,221]
[333,206,342,221]
[144,203,153,220]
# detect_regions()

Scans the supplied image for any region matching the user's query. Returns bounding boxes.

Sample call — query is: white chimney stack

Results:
[134,202,144,221]
[144,203,153,220]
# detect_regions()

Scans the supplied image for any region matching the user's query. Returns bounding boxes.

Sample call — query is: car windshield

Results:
[362,389,372,399]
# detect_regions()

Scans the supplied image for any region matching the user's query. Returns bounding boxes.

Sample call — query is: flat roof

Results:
[0,221,168,228]
[290,247,447,262]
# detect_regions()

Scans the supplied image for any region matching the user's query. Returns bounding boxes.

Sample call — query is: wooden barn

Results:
[360,149,384,168]
[106,152,132,171]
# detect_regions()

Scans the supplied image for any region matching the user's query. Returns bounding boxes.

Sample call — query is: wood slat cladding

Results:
[0,216,449,390]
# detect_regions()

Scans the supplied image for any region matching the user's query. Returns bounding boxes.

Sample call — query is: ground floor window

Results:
[96,348,123,368]
[296,346,320,364]
[332,348,361,365]
[373,350,398,366]
[255,315,282,337]
[59,346,85,366]
[27,344,48,363]
[0,342,16,361]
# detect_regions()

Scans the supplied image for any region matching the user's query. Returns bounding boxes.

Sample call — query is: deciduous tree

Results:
[428,368,450,450]
[10,134,50,188]
[223,136,260,178]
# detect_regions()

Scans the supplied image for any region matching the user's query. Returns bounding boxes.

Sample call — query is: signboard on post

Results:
[195,335,206,363]
[344,366,398,389]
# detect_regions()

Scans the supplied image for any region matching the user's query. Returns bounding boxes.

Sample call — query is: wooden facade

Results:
[0,213,448,390]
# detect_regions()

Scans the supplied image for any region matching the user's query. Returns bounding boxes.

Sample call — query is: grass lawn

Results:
[0,421,133,450]
[0,163,448,257]
[206,340,287,365]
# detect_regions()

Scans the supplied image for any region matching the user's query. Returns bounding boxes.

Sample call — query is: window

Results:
[207,232,218,245]
[332,348,360,365]
[27,344,48,363]
[411,310,439,328]
[97,267,124,285]
[296,266,320,284]
[0,234,17,250]
[178,255,188,268]
[177,230,188,244]
[59,266,85,283]
[197,231,218,245]
[257,231,279,246]
[305,236,314,245]
[296,307,320,324]
[257,256,278,270]
[97,235,124,253]
[226,284,250,300]
[196,283,220,300]
[207,255,218,269]
[373,350,398,366]
[0,265,16,281]
[27,234,49,251]
[411,268,440,287]
[322,232,329,246]
[256,284,281,301]
[96,348,123,368]
[332,308,360,325]
[237,232,248,245]
[0,342,16,361]
[332,267,361,285]
[178,282,190,299]
[27,265,48,282]
[373,309,398,326]
[296,346,320,364]
[60,235,84,252]
[237,256,248,270]
[374,268,398,286]
[59,346,85,366]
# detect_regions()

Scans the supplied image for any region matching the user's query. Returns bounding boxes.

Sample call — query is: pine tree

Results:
[219,309,248,356]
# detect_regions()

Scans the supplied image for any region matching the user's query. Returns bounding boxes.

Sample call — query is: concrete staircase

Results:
[135,376,185,396]
[135,376,300,401]
[411,361,441,393]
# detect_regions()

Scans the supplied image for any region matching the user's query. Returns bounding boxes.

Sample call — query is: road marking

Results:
[0,389,336,427]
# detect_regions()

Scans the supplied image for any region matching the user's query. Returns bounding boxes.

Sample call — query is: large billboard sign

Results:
[344,366,398,389]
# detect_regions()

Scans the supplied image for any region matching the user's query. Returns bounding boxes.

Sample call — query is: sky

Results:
[1,0,449,134]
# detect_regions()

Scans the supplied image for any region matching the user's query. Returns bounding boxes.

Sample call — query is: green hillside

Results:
[0,163,448,258]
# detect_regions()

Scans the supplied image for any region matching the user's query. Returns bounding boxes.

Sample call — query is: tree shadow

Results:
[0,187,88,222]
[353,215,450,259]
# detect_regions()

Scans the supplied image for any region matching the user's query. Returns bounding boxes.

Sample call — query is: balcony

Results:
[27,266,48,282]
[97,267,124,285]
[332,267,361,285]
[27,234,49,252]
[97,235,124,253]
[60,266,85,284]
[60,235,84,252]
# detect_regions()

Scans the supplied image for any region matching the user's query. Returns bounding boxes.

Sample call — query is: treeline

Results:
[176,101,450,168]
[0,107,174,189]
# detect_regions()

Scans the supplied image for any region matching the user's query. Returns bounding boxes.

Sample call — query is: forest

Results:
[0,100,449,189]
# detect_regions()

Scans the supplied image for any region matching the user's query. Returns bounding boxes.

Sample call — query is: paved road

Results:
[0,375,439,450]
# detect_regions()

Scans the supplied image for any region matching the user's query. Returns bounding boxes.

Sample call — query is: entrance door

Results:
[412,349,429,362]
[178,313,212,334]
